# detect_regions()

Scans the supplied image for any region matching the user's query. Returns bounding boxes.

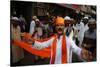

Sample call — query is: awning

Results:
[57,4,81,11]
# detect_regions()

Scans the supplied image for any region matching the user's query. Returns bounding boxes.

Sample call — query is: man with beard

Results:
[29,16,37,35]
[27,16,93,64]
[11,17,24,65]
[82,18,96,61]
[76,16,89,47]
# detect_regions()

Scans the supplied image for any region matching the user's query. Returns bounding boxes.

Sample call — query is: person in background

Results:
[68,18,76,40]
[64,16,74,37]
[32,19,43,39]
[29,16,37,35]
[11,17,24,65]
[32,18,45,62]
[64,16,78,62]
[19,14,26,32]
[76,16,89,47]
[82,18,96,61]
[43,18,50,38]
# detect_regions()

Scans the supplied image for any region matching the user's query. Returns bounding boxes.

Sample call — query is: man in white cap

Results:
[76,16,89,47]
[82,18,96,61]
[33,19,43,39]
[29,16,37,35]
[11,17,24,64]
[84,18,96,39]
[64,16,75,39]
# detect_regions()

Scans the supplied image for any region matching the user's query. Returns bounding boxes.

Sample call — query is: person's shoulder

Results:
[80,22,84,25]
[31,20,35,23]
[65,36,71,41]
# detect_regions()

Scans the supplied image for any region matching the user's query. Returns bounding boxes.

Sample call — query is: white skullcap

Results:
[89,18,96,24]
[64,16,72,20]
[35,19,39,22]
[32,16,37,20]
[11,17,19,21]
[64,16,74,21]
[83,16,89,19]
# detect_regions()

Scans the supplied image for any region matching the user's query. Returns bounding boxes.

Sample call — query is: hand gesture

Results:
[81,49,93,61]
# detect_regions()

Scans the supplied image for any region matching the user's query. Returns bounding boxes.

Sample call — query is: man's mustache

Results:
[57,28,63,31]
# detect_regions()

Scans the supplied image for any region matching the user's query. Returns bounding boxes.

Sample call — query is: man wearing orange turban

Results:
[54,16,65,38]
[31,16,93,64]
[15,16,93,64]
[55,16,65,25]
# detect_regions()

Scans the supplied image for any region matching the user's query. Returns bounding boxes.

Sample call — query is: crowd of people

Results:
[11,12,96,65]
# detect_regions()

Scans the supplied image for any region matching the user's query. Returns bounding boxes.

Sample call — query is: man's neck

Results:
[57,34,63,39]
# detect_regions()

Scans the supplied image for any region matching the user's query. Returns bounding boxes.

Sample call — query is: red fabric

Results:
[12,40,51,58]
[51,35,57,64]
[62,34,67,63]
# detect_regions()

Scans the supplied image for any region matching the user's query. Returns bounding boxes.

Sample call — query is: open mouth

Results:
[58,31,63,34]
[57,28,63,34]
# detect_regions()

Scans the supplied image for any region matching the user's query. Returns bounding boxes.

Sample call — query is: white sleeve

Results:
[69,30,74,40]
[32,37,54,49]
[75,24,80,30]
[29,21,35,34]
[85,24,89,31]
[70,39,82,56]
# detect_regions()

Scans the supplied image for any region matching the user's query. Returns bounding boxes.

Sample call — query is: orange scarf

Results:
[51,34,67,64]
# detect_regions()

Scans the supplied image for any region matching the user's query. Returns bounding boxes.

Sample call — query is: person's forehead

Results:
[83,19,88,20]
[12,20,18,22]
[65,20,72,22]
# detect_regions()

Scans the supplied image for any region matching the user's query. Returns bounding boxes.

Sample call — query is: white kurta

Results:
[76,22,89,46]
[29,20,36,34]
[55,37,62,64]
[32,35,82,64]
